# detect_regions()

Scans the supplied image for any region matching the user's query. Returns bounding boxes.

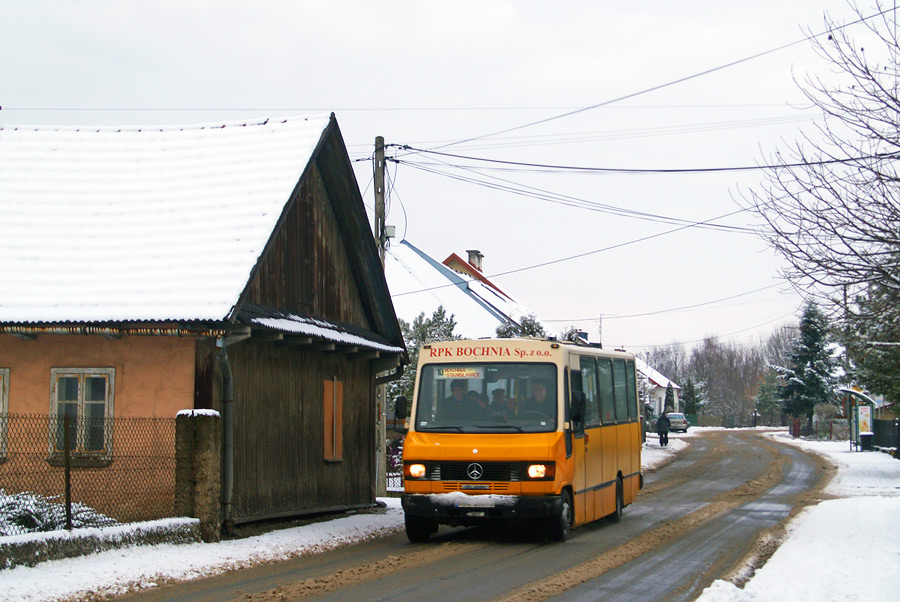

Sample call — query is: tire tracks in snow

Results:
[486,433,811,602]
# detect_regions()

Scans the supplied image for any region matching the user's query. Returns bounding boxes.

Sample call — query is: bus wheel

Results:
[548,490,573,542]
[611,479,624,523]
[405,514,437,543]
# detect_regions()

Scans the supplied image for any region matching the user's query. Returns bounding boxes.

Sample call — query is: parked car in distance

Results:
[667,412,689,432]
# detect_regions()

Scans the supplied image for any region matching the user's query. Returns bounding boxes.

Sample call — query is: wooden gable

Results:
[237,116,402,348]
[244,160,369,328]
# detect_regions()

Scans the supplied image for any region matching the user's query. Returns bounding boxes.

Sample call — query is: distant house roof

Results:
[0,115,331,324]
[442,252,512,300]
[385,240,552,339]
[635,357,681,390]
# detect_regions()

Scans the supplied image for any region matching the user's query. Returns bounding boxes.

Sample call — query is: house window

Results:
[0,368,8,462]
[323,377,343,461]
[49,368,114,460]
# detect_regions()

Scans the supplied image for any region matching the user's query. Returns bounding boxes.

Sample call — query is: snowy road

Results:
[100,429,827,602]
[7,428,897,602]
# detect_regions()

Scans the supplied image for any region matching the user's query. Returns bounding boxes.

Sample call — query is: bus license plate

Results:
[458,497,494,508]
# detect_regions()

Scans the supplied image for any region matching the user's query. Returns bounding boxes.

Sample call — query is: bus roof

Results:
[420,338,634,362]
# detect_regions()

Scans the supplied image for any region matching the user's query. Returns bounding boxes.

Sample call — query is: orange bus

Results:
[395,338,642,542]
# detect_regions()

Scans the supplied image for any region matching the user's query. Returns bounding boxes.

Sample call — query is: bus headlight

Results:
[406,463,426,479]
[527,464,554,479]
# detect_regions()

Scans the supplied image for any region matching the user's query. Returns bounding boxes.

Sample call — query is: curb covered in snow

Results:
[0,517,200,570]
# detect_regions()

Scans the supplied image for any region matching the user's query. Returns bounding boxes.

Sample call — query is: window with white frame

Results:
[49,368,114,459]
[0,368,8,462]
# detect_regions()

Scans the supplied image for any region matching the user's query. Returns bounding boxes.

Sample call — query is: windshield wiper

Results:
[473,424,524,432]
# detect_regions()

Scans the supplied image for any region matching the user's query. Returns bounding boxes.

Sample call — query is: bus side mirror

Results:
[570,392,586,424]
[393,396,408,433]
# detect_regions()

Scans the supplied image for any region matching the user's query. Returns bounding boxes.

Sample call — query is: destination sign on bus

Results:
[437,367,483,379]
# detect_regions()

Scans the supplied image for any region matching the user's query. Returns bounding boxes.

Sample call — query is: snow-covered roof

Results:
[385,240,553,339]
[635,357,681,390]
[238,304,404,354]
[0,115,332,324]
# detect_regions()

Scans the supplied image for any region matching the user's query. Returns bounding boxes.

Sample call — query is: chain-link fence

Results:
[386,435,404,492]
[0,414,180,537]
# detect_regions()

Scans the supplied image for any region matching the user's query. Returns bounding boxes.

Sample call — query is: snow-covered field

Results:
[0,428,896,602]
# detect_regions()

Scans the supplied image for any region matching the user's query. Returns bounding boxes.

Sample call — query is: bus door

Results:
[568,362,588,525]
[597,357,619,517]
[578,355,604,522]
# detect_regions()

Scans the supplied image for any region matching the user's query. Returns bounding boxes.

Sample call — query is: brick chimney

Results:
[466,249,484,272]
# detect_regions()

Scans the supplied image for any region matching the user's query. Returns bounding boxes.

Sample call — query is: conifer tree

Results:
[496,314,546,338]
[773,301,838,432]
[664,383,675,413]
[387,306,459,405]
[681,377,699,415]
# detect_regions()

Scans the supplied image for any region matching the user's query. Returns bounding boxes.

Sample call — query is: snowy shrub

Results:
[0,489,118,536]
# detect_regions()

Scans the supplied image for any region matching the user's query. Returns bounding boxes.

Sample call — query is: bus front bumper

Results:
[401,492,561,525]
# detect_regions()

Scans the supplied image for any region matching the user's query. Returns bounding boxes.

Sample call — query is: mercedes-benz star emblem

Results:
[467,463,484,480]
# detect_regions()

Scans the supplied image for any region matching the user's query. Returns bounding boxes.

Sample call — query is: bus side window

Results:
[580,356,600,427]
[625,360,638,422]
[569,367,584,432]
[613,359,628,421]
[598,358,615,424]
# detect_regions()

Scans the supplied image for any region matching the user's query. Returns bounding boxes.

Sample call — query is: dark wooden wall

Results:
[246,163,369,328]
[214,123,398,523]
[226,339,375,522]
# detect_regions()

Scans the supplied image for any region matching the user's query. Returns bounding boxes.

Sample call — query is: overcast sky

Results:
[1,0,870,351]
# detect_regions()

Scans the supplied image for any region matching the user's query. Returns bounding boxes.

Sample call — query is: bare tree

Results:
[639,343,687,385]
[687,337,766,426]
[760,323,798,367]
[743,3,900,320]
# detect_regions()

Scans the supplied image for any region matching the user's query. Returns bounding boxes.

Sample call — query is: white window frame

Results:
[0,368,8,461]
[49,368,115,460]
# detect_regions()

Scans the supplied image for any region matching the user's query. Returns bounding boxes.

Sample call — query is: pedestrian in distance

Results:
[656,412,671,446]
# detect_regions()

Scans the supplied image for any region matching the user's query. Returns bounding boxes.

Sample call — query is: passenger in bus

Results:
[488,388,511,416]
[467,390,490,414]
[522,379,554,417]
[437,379,474,422]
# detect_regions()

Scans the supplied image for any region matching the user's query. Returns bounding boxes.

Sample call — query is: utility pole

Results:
[373,136,387,497]
[374,136,386,264]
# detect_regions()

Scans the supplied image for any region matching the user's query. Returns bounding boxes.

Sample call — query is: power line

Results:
[544,283,785,322]
[351,113,821,156]
[396,158,754,233]
[395,147,898,175]
[391,208,745,298]
[0,103,815,113]
[420,6,895,152]
[622,310,798,350]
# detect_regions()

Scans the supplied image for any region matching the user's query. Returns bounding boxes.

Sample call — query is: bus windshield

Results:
[414,362,557,433]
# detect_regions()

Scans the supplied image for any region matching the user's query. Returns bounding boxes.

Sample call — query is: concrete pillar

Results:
[175,411,222,542]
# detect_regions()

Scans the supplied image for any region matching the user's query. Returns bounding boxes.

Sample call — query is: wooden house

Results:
[0,114,406,527]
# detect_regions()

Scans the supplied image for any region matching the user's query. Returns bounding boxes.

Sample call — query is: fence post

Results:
[175,411,221,542]
[896,418,900,458]
[63,413,72,531]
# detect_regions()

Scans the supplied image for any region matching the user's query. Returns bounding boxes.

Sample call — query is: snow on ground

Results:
[695,430,900,602]
[1,500,406,601]
[1,427,896,602]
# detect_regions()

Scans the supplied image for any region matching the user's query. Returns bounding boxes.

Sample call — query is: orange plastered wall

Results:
[0,335,196,417]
